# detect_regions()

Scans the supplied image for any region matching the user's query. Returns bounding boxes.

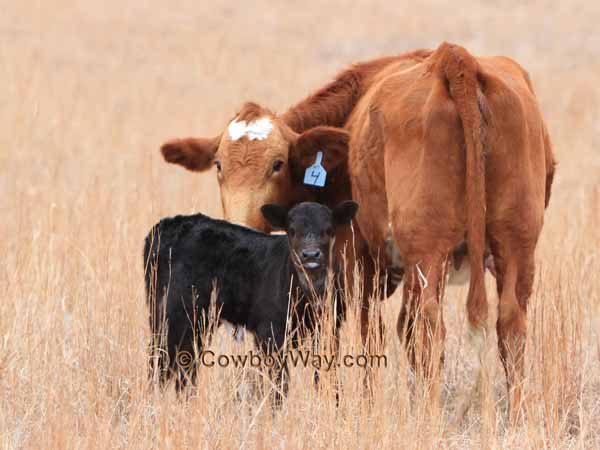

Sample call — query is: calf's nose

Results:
[301,249,321,260]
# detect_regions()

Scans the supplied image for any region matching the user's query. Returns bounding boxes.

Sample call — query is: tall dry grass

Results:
[1,1,599,448]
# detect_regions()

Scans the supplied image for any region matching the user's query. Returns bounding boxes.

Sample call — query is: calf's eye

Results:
[214,160,222,172]
[288,226,296,238]
[272,160,284,173]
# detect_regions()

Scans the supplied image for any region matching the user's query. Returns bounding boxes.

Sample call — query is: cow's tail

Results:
[440,43,488,334]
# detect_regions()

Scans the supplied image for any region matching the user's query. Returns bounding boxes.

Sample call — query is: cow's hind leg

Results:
[397,252,447,403]
[489,232,536,424]
[454,259,491,425]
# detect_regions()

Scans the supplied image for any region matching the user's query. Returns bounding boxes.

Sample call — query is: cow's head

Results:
[161,103,349,231]
[260,201,358,295]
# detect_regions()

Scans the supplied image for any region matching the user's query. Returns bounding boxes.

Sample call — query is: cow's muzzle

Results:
[300,248,324,270]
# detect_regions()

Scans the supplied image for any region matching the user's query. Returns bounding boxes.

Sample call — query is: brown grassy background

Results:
[1,1,599,448]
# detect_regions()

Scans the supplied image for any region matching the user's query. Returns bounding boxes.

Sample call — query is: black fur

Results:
[143,202,357,401]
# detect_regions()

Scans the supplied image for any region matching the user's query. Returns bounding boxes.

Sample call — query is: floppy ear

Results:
[160,136,220,171]
[332,201,359,227]
[290,126,349,178]
[260,204,288,230]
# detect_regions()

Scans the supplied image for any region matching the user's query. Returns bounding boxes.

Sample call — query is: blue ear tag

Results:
[303,151,327,187]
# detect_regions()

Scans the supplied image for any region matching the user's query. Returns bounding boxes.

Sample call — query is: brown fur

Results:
[235,101,273,122]
[331,43,552,420]
[160,44,556,418]
[161,136,220,172]
[160,106,350,231]
[282,49,433,132]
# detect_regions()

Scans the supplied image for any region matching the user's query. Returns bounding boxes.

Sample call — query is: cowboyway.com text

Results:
[176,350,387,371]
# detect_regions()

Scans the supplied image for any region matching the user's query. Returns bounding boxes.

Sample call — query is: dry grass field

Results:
[1,1,599,448]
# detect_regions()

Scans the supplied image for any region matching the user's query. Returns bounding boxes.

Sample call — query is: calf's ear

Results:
[260,204,288,230]
[290,126,349,179]
[160,136,220,171]
[332,201,359,227]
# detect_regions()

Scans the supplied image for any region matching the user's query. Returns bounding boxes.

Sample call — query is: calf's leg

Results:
[255,323,288,408]
[153,301,211,393]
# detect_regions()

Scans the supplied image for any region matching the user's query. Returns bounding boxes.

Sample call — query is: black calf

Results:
[144,201,358,401]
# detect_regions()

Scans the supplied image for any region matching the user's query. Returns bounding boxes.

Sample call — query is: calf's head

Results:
[260,201,358,295]
[161,103,349,231]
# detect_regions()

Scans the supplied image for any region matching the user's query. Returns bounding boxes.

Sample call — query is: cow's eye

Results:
[288,226,296,238]
[214,160,222,172]
[326,227,334,237]
[272,160,284,173]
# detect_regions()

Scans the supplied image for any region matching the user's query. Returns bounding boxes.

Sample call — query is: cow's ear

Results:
[160,136,220,172]
[332,201,358,227]
[290,126,349,177]
[260,204,288,230]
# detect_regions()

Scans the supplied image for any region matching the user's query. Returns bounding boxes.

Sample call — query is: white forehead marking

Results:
[228,117,273,141]
[227,120,248,141]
